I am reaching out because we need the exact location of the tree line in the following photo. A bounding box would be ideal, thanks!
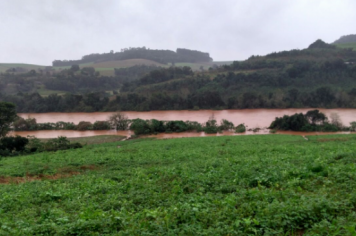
[53,47,212,66]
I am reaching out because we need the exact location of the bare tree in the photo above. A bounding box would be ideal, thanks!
[108,112,130,130]
[330,113,343,129]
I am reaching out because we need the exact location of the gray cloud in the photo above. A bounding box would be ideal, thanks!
[0,0,355,65]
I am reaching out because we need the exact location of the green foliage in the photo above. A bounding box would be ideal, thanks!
[93,121,111,130]
[269,110,340,132]
[77,121,93,131]
[350,122,356,131]
[53,47,212,66]
[0,102,17,137]
[0,136,29,156]
[235,123,246,133]
[219,119,234,130]
[1,135,356,234]
[308,39,336,49]
[31,136,82,153]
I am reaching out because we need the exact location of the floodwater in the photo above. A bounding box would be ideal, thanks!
[11,109,356,139]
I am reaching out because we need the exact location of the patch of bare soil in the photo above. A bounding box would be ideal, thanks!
[317,137,349,142]
[0,164,99,184]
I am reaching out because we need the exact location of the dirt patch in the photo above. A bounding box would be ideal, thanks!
[0,172,80,185]
[79,165,97,170]
[317,137,349,142]
[0,164,99,185]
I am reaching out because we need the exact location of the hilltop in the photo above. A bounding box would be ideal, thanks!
[333,34,356,44]
[332,34,356,50]
[52,47,213,67]
[1,39,356,112]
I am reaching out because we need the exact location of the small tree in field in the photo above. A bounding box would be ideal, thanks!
[108,112,130,130]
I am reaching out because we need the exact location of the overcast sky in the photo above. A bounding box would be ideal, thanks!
[0,0,355,65]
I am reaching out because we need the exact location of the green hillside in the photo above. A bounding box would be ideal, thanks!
[1,134,356,234]
[335,42,356,50]
[0,63,47,73]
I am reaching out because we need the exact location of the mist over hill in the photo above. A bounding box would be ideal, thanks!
[333,34,356,44]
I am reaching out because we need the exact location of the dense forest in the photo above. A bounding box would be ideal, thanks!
[2,39,356,112]
[52,47,212,66]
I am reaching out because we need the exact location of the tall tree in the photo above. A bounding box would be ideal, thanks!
[0,102,17,137]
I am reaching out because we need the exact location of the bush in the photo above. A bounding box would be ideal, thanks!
[203,116,219,134]
[13,117,38,131]
[235,123,246,133]
[77,121,93,131]
[219,119,234,130]
[186,121,203,132]
[165,121,189,132]
[130,119,151,135]
[0,136,29,156]
[350,122,356,131]
[93,121,111,130]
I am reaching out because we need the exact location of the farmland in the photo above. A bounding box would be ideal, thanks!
[0,63,47,73]
[335,42,356,51]
[1,134,356,235]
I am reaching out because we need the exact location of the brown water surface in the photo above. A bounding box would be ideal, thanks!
[12,109,356,139]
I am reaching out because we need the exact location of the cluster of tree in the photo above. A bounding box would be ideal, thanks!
[333,34,356,44]
[52,48,212,66]
[0,102,82,157]
[129,117,245,135]
[3,40,356,111]
[268,109,353,132]
[0,136,82,157]
[43,66,119,92]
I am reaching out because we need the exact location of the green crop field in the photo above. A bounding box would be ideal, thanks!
[335,43,356,50]
[1,134,356,235]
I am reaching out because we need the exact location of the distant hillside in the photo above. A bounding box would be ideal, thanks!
[0,63,47,73]
[335,42,356,51]
[333,34,356,44]
[53,47,213,67]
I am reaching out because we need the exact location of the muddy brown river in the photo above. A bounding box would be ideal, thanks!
[10,109,356,139]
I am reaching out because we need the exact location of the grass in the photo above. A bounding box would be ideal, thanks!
[335,42,356,50]
[35,85,67,97]
[1,134,356,234]
[66,135,126,145]
[0,63,47,73]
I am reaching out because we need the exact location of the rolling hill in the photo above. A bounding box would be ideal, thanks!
[334,42,356,50]
[0,63,47,73]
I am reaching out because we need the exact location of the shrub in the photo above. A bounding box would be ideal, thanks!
[93,121,111,130]
[235,123,246,133]
[77,121,93,131]
[130,119,151,135]
[165,121,189,132]
[149,119,165,133]
[13,117,38,131]
[203,117,219,134]
[55,121,77,130]
[219,119,234,130]
[0,136,29,156]
[350,122,356,131]
[186,121,203,132]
